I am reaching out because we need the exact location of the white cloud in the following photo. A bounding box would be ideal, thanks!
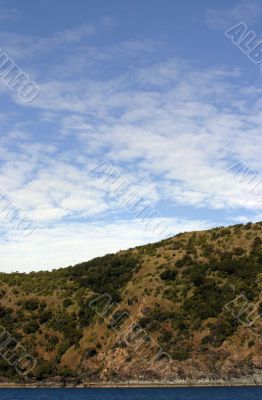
[0,6,20,21]
[1,27,262,271]
[0,217,214,273]
[2,57,262,223]
[205,0,262,30]
[0,22,96,62]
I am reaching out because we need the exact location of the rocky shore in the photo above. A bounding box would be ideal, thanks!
[1,375,262,388]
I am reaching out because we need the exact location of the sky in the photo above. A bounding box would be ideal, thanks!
[0,0,262,272]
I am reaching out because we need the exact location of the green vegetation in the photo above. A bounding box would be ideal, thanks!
[0,221,261,383]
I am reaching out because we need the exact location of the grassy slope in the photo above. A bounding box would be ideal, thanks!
[0,221,262,383]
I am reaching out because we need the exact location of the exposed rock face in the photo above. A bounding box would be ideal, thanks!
[0,221,262,384]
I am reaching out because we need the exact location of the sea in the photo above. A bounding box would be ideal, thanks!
[0,387,261,400]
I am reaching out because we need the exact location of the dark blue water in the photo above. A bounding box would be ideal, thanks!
[0,387,261,400]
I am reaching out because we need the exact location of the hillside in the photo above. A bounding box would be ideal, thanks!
[0,221,262,386]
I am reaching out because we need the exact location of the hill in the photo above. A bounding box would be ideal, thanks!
[0,221,262,386]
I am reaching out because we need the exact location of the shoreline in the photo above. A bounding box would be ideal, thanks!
[1,381,262,389]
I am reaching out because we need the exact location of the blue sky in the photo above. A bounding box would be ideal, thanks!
[0,0,262,272]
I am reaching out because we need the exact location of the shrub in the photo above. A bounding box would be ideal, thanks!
[160,269,177,281]
[68,253,139,301]
[63,298,73,308]
[85,348,98,359]
[39,309,52,324]
[234,247,244,256]
[24,320,40,334]
[176,255,193,268]
[22,299,39,311]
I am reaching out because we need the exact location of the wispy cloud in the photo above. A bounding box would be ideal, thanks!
[205,0,262,30]
[0,22,97,61]
[0,6,20,21]
[0,17,262,271]
[0,217,214,273]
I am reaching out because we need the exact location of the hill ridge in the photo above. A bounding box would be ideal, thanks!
[0,221,262,384]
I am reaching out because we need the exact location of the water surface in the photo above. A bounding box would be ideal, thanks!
[0,387,261,400]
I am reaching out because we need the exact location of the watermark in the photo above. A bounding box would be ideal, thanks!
[225,22,262,73]
[90,161,173,239]
[0,48,39,103]
[224,294,262,339]
[227,161,262,198]
[0,189,38,239]
[89,293,172,373]
[0,325,37,376]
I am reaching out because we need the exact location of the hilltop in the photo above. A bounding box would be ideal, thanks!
[0,221,262,386]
